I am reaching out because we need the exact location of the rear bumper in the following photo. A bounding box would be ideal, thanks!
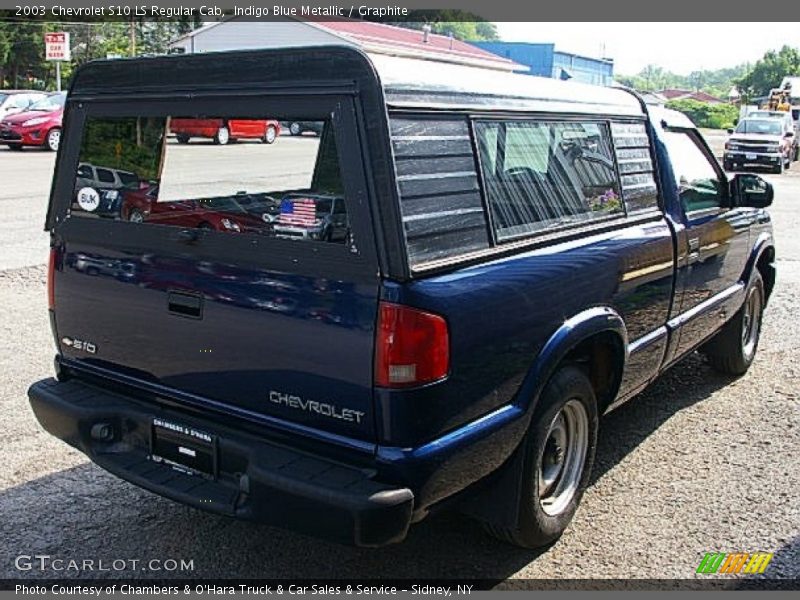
[28,377,414,547]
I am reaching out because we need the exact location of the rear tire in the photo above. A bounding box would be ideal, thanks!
[703,272,764,376]
[483,366,598,548]
[175,134,190,144]
[214,126,230,145]
[7,144,23,151]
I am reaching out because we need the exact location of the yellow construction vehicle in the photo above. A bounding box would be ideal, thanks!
[764,83,792,112]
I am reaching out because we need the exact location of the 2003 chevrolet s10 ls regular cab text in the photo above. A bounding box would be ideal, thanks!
[29,47,776,548]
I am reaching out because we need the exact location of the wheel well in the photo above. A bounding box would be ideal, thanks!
[562,331,625,412]
[756,247,775,303]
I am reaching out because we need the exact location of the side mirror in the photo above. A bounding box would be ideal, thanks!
[785,131,794,138]
[727,128,734,134]
[732,173,773,208]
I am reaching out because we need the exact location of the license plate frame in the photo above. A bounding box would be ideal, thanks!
[150,418,217,479]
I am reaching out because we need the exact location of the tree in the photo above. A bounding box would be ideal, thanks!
[387,11,498,41]
[736,45,800,100]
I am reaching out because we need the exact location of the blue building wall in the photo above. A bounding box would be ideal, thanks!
[471,41,614,86]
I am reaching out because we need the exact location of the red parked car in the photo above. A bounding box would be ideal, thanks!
[122,185,278,234]
[0,92,66,151]
[169,118,281,145]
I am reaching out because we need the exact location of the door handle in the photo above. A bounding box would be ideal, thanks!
[688,237,700,251]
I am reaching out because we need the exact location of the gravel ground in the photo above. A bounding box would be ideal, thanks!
[0,143,797,586]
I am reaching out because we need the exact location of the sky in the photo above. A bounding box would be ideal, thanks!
[494,23,800,75]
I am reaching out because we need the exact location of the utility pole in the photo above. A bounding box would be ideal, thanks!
[129,19,136,57]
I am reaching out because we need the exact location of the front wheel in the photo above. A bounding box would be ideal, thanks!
[703,272,764,376]
[289,122,301,136]
[46,128,61,152]
[773,161,784,175]
[484,366,598,548]
[214,126,230,145]
[128,209,145,223]
[263,124,278,144]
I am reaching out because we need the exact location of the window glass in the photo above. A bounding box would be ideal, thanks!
[70,116,351,246]
[475,120,623,240]
[735,119,782,136]
[96,168,116,184]
[662,131,723,213]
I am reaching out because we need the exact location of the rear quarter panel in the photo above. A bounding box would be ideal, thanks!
[377,217,675,449]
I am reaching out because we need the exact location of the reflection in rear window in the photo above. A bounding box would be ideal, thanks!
[69,116,352,246]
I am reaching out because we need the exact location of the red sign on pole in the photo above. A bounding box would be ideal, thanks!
[45,32,71,61]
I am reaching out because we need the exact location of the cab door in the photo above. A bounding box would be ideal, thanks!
[662,129,755,356]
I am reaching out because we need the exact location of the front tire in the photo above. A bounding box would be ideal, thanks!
[128,209,145,223]
[175,134,190,144]
[214,126,230,145]
[46,128,61,152]
[703,272,764,376]
[289,122,301,136]
[484,366,598,548]
[773,161,784,175]
[263,124,278,144]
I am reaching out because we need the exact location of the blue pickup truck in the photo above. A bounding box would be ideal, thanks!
[29,47,775,548]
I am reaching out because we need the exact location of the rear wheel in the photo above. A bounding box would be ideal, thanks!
[175,134,190,144]
[46,128,61,152]
[703,272,764,376]
[7,144,23,151]
[214,126,230,145]
[263,124,278,144]
[484,366,598,548]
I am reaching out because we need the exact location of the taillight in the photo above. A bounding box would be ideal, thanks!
[375,302,449,388]
[47,248,57,310]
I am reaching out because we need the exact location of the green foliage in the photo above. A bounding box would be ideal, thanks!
[387,12,498,41]
[618,63,749,99]
[736,45,800,100]
[80,118,165,181]
[0,12,202,90]
[665,99,739,130]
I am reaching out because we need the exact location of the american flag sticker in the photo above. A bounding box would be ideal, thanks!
[279,198,317,227]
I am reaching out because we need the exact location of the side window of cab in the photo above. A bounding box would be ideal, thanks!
[661,130,725,214]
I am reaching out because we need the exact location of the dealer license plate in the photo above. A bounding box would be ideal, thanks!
[151,418,216,478]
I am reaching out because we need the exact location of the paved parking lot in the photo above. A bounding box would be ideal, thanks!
[0,137,798,583]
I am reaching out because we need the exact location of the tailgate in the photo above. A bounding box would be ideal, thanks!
[50,96,381,444]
